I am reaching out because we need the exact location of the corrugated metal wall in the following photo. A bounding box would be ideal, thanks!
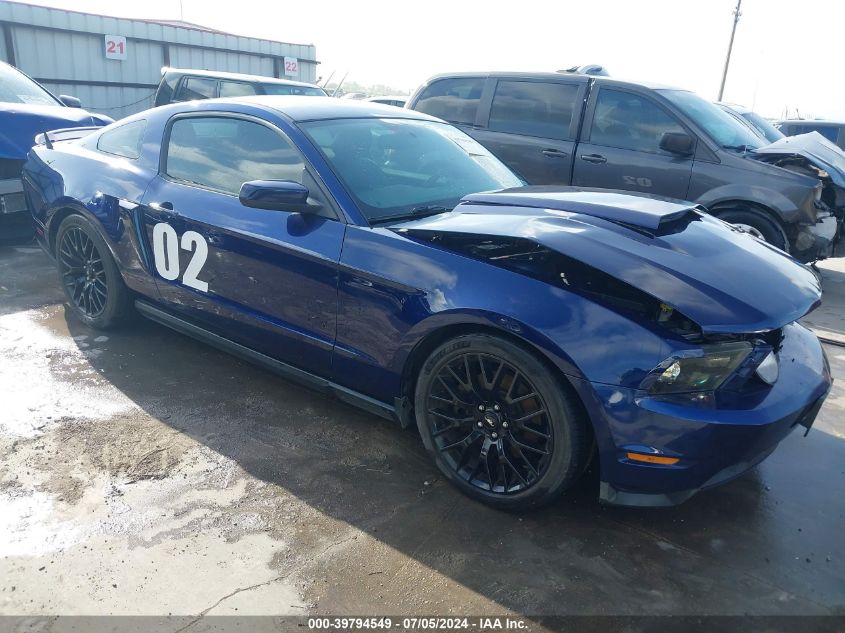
[0,1,319,120]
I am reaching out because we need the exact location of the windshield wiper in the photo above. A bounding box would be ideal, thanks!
[370,205,452,225]
[723,144,757,152]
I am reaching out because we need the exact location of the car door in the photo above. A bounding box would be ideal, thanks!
[471,78,585,184]
[140,113,345,377]
[572,86,694,199]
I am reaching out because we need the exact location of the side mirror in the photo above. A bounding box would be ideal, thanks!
[659,131,695,156]
[59,95,82,108]
[239,180,322,213]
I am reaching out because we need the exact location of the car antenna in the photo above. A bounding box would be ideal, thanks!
[43,130,53,150]
[332,72,348,97]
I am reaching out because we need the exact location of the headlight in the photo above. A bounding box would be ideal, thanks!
[640,341,752,394]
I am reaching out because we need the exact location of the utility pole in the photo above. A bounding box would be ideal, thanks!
[717,0,743,101]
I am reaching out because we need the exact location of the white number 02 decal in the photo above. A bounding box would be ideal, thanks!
[151,223,209,292]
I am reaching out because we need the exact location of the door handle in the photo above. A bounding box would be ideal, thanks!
[541,148,568,159]
[580,154,607,164]
[150,201,174,211]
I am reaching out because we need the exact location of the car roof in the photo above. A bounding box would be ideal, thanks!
[419,71,679,91]
[163,67,319,89]
[778,119,845,126]
[718,102,751,114]
[231,95,438,122]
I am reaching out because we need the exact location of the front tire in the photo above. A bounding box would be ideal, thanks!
[717,209,788,251]
[414,334,591,510]
[55,214,130,329]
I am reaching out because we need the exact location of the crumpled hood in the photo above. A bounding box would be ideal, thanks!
[395,188,821,334]
[0,103,111,160]
[753,131,845,188]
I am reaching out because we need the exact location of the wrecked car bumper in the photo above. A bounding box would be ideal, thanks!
[794,212,841,260]
[570,322,832,507]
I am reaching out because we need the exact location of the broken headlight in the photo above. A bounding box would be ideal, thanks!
[640,341,752,394]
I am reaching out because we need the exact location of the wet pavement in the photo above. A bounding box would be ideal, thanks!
[0,245,844,628]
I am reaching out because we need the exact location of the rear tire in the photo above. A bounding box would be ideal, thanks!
[717,209,787,251]
[414,333,591,510]
[55,214,130,329]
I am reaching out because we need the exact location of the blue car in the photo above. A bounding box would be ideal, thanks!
[0,61,112,242]
[22,97,832,509]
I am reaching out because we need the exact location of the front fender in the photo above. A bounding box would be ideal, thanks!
[693,182,815,225]
[395,308,587,383]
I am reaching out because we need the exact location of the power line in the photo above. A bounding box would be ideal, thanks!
[85,91,156,111]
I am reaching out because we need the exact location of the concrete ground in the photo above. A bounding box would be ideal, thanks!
[0,245,844,629]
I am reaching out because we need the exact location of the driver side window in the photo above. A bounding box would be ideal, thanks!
[589,89,685,154]
[165,117,309,196]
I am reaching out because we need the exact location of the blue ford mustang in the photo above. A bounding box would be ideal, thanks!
[22,97,832,509]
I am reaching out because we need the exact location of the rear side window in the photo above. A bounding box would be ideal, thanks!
[589,89,686,153]
[96,120,146,159]
[175,77,217,101]
[155,72,180,105]
[219,81,257,98]
[489,81,579,140]
[165,116,306,195]
[414,77,484,125]
[261,83,326,96]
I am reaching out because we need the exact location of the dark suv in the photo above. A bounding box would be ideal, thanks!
[154,68,327,107]
[408,72,842,261]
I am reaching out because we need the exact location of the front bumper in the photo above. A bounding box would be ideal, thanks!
[794,211,841,261]
[571,322,832,507]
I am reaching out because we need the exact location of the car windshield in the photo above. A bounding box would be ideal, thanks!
[0,63,60,106]
[661,89,763,150]
[261,83,327,96]
[741,111,785,143]
[300,118,523,222]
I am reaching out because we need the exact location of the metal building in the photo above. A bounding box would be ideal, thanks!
[0,1,319,119]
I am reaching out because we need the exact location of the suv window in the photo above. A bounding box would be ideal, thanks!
[489,81,578,140]
[96,120,146,159]
[175,77,217,101]
[590,88,685,153]
[261,83,326,96]
[219,81,257,98]
[165,117,306,195]
[414,77,484,125]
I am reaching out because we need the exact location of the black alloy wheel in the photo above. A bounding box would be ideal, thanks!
[58,226,108,317]
[415,334,590,510]
[428,353,553,493]
[55,214,130,329]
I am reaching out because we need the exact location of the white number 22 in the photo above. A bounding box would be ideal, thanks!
[151,222,209,292]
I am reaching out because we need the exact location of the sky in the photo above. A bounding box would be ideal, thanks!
[12,0,845,119]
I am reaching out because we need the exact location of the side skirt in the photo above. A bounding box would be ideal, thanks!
[135,300,397,422]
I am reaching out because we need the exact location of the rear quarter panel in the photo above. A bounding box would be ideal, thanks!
[23,141,158,297]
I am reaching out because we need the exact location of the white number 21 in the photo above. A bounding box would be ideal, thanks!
[151,223,209,292]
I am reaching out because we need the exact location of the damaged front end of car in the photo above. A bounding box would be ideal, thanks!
[751,132,845,260]
[393,187,832,505]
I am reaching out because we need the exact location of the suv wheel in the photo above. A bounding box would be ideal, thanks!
[414,334,591,510]
[717,209,788,251]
